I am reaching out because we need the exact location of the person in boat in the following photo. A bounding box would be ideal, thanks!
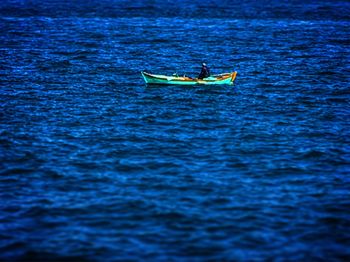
[198,63,210,79]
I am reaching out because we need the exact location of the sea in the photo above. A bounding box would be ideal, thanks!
[1,0,350,261]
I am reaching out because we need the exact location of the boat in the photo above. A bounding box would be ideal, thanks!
[141,71,237,85]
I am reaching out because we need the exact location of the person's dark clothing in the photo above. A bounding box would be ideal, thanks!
[198,66,210,79]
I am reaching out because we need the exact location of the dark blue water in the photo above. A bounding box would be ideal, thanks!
[1,0,350,260]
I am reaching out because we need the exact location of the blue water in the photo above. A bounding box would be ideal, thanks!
[1,0,350,260]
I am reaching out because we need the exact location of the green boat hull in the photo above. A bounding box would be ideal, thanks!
[141,71,237,85]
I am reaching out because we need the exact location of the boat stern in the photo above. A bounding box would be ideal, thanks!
[230,71,237,85]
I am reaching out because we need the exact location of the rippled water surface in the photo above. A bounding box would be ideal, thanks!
[1,0,350,260]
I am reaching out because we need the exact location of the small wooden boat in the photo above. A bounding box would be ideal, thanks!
[141,71,237,85]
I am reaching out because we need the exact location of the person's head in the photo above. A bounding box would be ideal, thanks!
[202,63,206,67]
